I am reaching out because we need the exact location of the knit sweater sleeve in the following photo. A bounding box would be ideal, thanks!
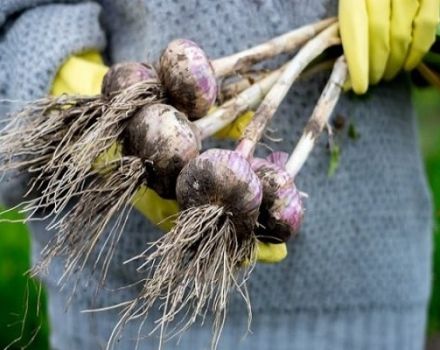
[0,1,106,207]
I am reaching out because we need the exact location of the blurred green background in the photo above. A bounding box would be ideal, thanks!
[0,86,439,349]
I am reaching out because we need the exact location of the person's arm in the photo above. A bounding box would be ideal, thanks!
[0,1,106,207]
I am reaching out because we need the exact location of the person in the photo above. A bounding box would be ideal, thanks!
[0,0,437,348]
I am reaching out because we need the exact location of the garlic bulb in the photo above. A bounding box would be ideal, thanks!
[177,149,262,238]
[123,103,200,198]
[102,62,159,97]
[159,39,217,120]
[252,152,303,243]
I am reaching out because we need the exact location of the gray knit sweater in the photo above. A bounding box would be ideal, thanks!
[0,1,433,349]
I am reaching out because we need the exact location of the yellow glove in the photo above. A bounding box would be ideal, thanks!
[51,51,287,264]
[51,51,108,96]
[339,0,440,94]
[214,110,254,140]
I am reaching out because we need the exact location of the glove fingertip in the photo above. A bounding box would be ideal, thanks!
[256,242,288,264]
[383,67,399,81]
[404,55,420,71]
[351,77,369,94]
[368,73,382,86]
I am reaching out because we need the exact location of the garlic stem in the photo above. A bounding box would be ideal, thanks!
[285,56,348,178]
[194,66,285,139]
[212,17,337,77]
[202,58,337,149]
[219,69,272,101]
[237,23,341,159]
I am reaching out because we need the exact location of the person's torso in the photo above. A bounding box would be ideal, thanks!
[34,0,432,321]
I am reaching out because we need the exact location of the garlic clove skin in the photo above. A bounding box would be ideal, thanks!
[176,149,262,240]
[159,39,217,120]
[123,103,200,199]
[251,157,304,243]
[266,151,289,168]
[102,62,159,98]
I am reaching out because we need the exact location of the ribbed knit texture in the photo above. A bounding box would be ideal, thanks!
[0,1,433,349]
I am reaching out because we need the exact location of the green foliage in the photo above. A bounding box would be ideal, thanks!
[426,155,440,333]
[327,143,341,177]
[413,87,440,334]
[327,118,360,177]
[0,209,49,350]
[347,122,361,140]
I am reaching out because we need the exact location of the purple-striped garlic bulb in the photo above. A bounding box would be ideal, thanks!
[159,39,218,120]
[177,149,262,239]
[102,62,159,97]
[123,103,201,199]
[119,149,263,345]
[251,152,304,243]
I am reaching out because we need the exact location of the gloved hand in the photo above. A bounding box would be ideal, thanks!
[51,51,108,96]
[339,0,440,94]
[51,51,287,264]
